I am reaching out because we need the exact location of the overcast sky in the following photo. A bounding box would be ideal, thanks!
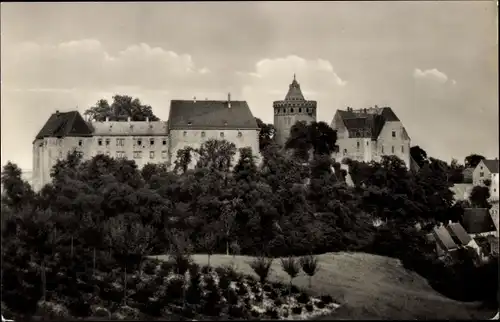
[1,1,498,170]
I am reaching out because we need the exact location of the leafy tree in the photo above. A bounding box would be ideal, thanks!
[1,162,35,211]
[84,95,160,121]
[469,186,491,209]
[174,147,193,174]
[249,256,273,284]
[141,163,168,183]
[410,145,428,168]
[464,154,485,169]
[280,257,301,314]
[233,147,259,182]
[255,117,275,151]
[195,139,237,173]
[285,121,312,162]
[199,227,219,267]
[308,121,338,156]
[449,158,465,184]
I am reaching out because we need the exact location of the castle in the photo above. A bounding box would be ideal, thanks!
[31,76,411,191]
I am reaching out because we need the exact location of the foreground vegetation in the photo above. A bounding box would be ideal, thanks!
[1,111,498,319]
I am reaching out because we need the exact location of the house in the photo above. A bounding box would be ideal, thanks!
[330,106,411,168]
[472,159,499,186]
[462,167,474,184]
[426,225,462,259]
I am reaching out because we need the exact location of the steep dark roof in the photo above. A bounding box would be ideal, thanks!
[481,159,499,174]
[462,208,496,234]
[432,226,459,251]
[446,223,472,245]
[35,111,93,141]
[168,99,258,130]
[284,75,305,101]
[336,107,398,140]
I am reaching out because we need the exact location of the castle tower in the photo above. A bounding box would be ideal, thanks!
[273,75,317,146]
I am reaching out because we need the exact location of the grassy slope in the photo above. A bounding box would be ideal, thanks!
[152,252,495,320]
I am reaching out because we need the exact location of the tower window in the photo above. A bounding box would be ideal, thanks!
[357,141,360,149]
[290,108,294,113]
[137,139,142,146]
[299,108,302,113]
[343,149,347,155]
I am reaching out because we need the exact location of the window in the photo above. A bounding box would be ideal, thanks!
[220,132,224,138]
[183,131,187,137]
[201,131,206,137]
[357,141,360,149]
[480,172,484,177]
[343,149,347,155]
[237,131,242,138]
[367,141,369,146]
[401,146,404,153]
[150,139,155,146]
[116,151,125,158]
[290,108,294,113]
[381,145,384,153]
[106,151,111,157]
[105,139,110,146]
[98,139,103,146]
[480,166,483,170]
[116,138,125,146]
[133,151,142,159]
[187,122,192,126]
[299,108,302,113]
[307,108,310,113]
[391,146,395,153]
[392,131,396,138]
[136,139,143,146]
[161,151,168,159]
[59,151,63,158]
[149,151,155,159]
[162,139,167,145]
[78,140,83,146]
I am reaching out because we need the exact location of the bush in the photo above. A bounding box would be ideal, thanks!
[319,294,333,304]
[265,307,280,319]
[165,276,185,303]
[297,292,310,304]
[35,301,72,320]
[316,300,325,309]
[169,252,191,275]
[292,306,303,315]
[228,304,246,319]
[305,303,314,312]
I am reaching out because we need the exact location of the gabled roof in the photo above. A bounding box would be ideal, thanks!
[446,222,472,245]
[168,99,258,130]
[35,111,93,141]
[462,208,496,234]
[335,106,400,140]
[480,159,499,174]
[432,225,459,251]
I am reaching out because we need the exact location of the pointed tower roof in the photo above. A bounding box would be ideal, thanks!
[284,74,305,101]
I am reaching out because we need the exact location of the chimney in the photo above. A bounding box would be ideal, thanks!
[227,92,231,108]
[193,96,196,103]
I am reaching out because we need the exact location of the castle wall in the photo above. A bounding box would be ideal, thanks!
[273,102,317,146]
[169,128,261,170]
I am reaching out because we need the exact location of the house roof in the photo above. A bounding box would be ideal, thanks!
[432,225,459,251]
[481,159,499,174]
[462,208,496,234]
[446,222,472,245]
[168,99,258,130]
[35,111,93,141]
[335,106,400,140]
[410,155,421,172]
[91,121,168,136]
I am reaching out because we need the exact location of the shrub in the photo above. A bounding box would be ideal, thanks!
[265,307,280,319]
[299,255,320,289]
[249,256,273,284]
[316,300,325,309]
[319,294,333,304]
[165,276,185,303]
[274,297,285,307]
[186,264,202,305]
[292,306,303,315]
[169,252,191,275]
[201,265,211,275]
[305,303,314,312]
[228,304,246,319]
[35,301,71,320]
[297,292,310,304]
[142,260,157,275]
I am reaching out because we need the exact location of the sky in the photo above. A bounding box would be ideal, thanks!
[1,1,498,170]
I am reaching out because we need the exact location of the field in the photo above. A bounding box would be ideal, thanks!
[153,252,496,320]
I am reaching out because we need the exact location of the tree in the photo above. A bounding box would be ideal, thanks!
[464,154,485,169]
[1,162,34,211]
[199,228,219,267]
[84,95,160,121]
[449,158,465,184]
[285,121,312,162]
[299,255,320,289]
[195,139,237,173]
[141,163,168,183]
[280,257,301,314]
[410,146,428,168]
[233,147,259,182]
[174,147,193,174]
[255,117,275,151]
[469,186,491,208]
[249,257,273,284]
[308,121,338,156]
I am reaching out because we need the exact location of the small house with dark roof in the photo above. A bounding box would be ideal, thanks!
[473,159,499,186]
[273,75,317,146]
[168,94,260,169]
[330,105,411,168]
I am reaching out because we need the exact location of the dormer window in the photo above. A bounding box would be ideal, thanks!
[187,122,192,126]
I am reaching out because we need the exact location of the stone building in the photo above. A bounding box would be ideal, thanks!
[31,95,259,191]
[330,106,411,168]
[273,75,317,146]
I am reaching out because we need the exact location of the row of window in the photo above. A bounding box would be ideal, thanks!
[182,131,243,138]
[96,150,169,160]
[275,107,314,115]
[96,138,168,147]
[347,144,405,154]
